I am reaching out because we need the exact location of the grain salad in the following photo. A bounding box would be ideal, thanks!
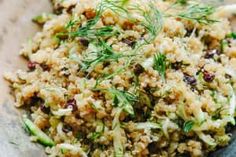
[4,0,236,156]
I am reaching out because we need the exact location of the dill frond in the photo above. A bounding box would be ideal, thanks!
[69,0,128,39]
[81,52,123,71]
[65,16,80,30]
[101,0,130,18]
[94,55,135,87]
[130,2,163,43]
[153,53,167,80]
[177,4,217,24]
[80,40,131,71]
[144,4,163,40]
[72,25,117,39]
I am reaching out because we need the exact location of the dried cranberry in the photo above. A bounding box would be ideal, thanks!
[40,64,50,71]
[103,61,110,67]
[122,38,136,47]
[134,64,144,76]
[143,86,151,92]
[79,38,89,47]
[30,96,43,105]
[204,49,220,59]
[62,124,73,133]
[148,142,159,154]
[27,61,37,71]
[185,29,193,37]
[183,74,197,86]
[40,104,50,114]
[66,99,77,112]
[66,4,76,14]
[171,62,182,70]
[203,71,215,82]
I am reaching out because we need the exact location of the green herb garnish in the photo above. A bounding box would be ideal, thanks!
[153,53,167,80]
[177,4,217,24]
[80,39,130,71]
[65,16,80,30]
[183,120,194,132]
[227,32,236,39]
[69,0,129,39]
[72,25,116,39]
[101,0,130,18]
[88,132,102,141]
[132,3,163,41]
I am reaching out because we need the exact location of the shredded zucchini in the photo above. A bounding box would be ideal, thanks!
[23,115,55,147]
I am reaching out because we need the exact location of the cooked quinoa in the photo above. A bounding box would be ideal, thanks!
[4,0,236,156]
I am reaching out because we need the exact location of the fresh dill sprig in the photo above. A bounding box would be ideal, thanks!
[67,2,105,39]
[177,4,217,24]
[102,0,130,17]
[81,51,123,71]
[108,88,137,115]
[71,25,117,39]
[65,16,80,30]
[144,3,163,40]
[80,39,132,71]
[132,3,163,42]
[69,8,117,39]
[96,66,125,84]
[94,55,135,87]
[153,53,167,80]
[69,0,129,39]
